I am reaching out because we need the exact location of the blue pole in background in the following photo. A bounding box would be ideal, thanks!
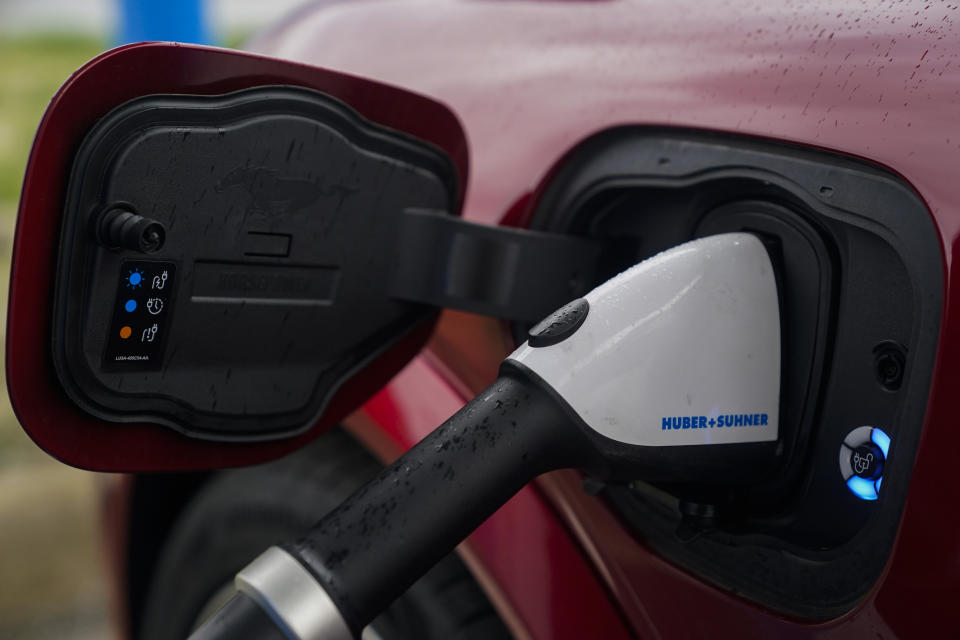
[118,0,212,45]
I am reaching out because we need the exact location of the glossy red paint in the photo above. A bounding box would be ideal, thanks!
[254,0,960,636]
[6,42,468,472]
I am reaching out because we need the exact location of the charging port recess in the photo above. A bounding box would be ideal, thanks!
[529,128,942,619]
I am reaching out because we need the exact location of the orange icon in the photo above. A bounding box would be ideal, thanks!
[120,326,132,339]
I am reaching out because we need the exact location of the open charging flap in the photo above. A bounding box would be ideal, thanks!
[6,44,471,471]
[8,43,603,472]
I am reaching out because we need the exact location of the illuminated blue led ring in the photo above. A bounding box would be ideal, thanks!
[838,426,890,501]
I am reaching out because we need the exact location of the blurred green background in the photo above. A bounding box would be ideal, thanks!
[0,35,112,640]
[0,2,302,635]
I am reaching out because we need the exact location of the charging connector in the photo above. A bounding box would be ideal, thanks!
[190,232,782,639]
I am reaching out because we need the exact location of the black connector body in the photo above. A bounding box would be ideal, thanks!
[282,363,598,636]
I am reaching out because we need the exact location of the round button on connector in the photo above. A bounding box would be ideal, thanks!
[838,426,890,501]
[527,298,589,348]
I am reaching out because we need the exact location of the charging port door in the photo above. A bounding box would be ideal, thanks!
[9,44,604,470]
[7,46,471,470]
[52,85,461,443]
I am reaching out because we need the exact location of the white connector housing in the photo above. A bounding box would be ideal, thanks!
[509,233,781,447]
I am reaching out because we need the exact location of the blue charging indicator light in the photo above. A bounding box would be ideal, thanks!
[842,427,890,501]
[871,428,891,458]
[847,475,879,501]
[124,299,137,312]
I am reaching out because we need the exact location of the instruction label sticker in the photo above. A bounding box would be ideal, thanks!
[103,260,176,370]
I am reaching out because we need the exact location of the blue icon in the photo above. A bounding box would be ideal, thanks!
[840,426,890,501]
[124,299,137,312]
[846,475,879,501]
[871,428,891,458]
[125,269,144,289]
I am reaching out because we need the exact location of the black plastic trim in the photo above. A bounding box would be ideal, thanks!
[53,86,459,441]
[391,209,602,322]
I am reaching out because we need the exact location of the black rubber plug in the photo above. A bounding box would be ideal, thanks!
[95,207,166,254]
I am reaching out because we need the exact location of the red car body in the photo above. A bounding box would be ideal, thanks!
[43,0,960,637]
